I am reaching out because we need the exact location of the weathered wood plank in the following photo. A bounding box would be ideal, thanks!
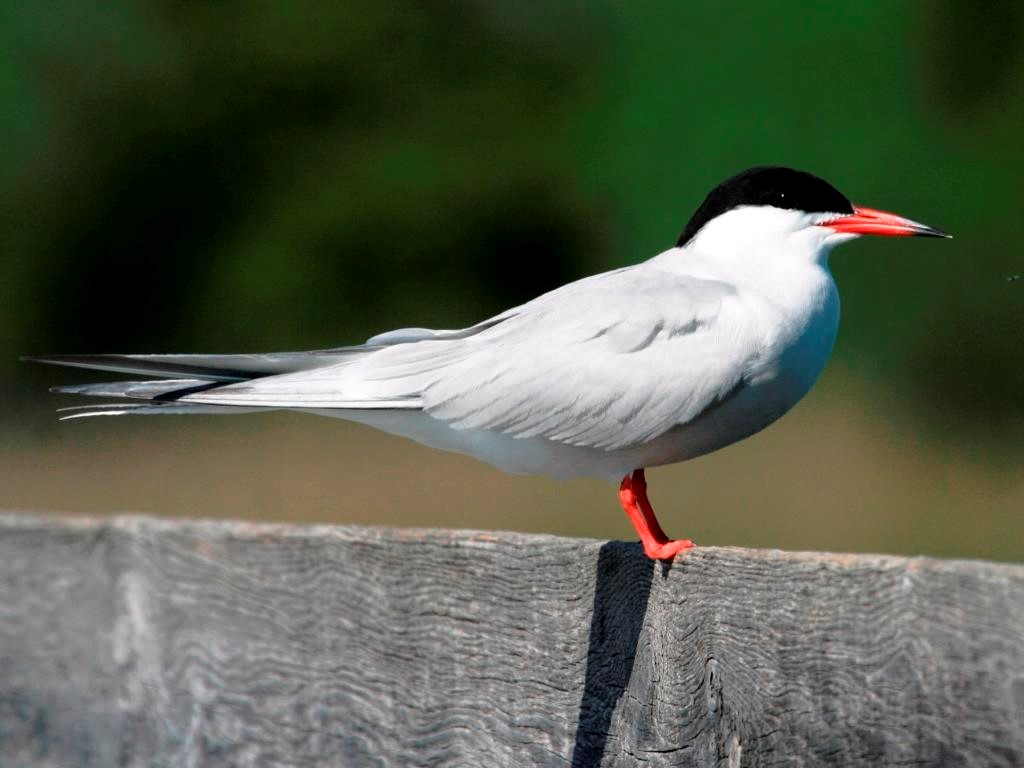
[0,512,1021,767]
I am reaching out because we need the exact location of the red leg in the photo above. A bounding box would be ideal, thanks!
[618,468,694,561]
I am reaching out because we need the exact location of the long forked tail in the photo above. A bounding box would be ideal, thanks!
[24,349,370,420]
[49,379,246,420]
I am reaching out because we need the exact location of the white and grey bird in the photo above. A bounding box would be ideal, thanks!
[28,166,949,559]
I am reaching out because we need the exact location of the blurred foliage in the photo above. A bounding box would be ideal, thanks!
[1,0,603,358]
[1,0,1022,442]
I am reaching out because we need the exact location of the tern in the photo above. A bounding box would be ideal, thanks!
[28,166,949,560]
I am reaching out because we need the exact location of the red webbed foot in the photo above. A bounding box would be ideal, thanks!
[642,537,695,561]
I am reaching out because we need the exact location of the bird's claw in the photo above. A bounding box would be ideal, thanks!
[643,538,695,561]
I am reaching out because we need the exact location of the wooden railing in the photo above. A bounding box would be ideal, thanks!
[1,513,1022,767]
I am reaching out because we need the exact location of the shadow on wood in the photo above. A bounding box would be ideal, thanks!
[571,542,652,767]
[1,512,1023,767]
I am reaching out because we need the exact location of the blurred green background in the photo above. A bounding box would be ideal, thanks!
[2,1,1021,561]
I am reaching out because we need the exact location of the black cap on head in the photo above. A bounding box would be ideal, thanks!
[676,166,854,247]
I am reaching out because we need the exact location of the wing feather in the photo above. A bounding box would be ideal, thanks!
[414,268,748,449]
[24,349,373,381]
[183,266,753,450]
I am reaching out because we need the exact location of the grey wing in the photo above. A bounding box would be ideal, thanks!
[421,270,751,450]
[182,268,752,451]
[174,316,516,409]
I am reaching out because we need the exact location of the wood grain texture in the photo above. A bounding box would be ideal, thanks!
[0,513,1022,767]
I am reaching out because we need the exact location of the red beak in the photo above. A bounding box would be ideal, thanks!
[826,206,950,239]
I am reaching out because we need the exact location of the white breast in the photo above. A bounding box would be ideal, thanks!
[630,215,844,468]
[662,265,840,463]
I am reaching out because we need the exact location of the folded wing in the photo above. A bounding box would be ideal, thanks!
[181,267,753,450]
